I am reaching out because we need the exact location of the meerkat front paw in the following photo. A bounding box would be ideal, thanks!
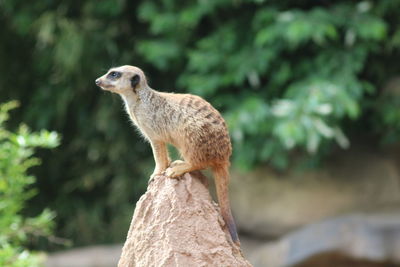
[150,170,162,178]
[149,168,166,184]
[148,173,159,185]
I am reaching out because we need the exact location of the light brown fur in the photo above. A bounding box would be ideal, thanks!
[95,65,239,244]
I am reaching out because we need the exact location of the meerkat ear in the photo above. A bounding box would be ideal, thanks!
[131,74,140,90]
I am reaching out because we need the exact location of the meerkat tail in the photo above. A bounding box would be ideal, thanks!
[212,165,239,244]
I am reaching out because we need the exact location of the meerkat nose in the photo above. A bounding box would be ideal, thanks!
[95,79,101,86]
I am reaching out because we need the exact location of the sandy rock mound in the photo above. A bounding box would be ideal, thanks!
[118,172,251,267]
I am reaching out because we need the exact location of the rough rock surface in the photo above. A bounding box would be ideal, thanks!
[230,146,400,237]
[118,172,251,267]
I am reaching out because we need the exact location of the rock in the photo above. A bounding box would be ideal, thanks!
[247,213,400,267]
[230,146,400,237]
[118,172,252,267]
[293,251,400,267]
[45,244,122,267]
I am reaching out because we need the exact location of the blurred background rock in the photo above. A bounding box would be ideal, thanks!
[1,0,400,266]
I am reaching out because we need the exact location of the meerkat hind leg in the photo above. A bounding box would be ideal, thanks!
[165,161,198,178]
[169,159,184,167]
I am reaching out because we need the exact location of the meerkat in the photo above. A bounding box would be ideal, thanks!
[95,65,239,244]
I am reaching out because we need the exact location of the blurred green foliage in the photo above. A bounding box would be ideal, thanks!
[136,0,400,169]
[0,0,400,246]
[0,101,59,266]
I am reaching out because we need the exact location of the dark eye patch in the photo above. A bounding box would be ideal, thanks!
[107,71,122,79]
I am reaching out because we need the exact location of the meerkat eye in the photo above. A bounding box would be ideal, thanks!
[108,71,121,79]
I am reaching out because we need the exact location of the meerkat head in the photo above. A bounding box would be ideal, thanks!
[95,65,148,94]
